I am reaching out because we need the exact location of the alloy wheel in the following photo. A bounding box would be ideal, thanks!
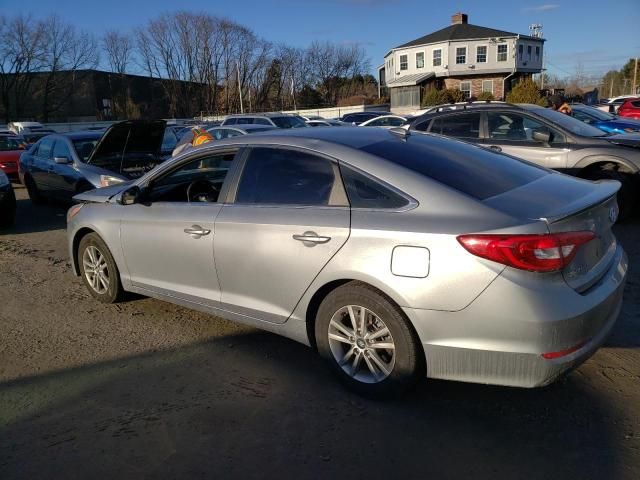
[327,305,396,384]
[82,245,110,295]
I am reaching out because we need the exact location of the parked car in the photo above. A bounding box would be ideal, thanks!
[617,98,640,120]
[407,102,640,219]
[68,127,627,397]
[207,125,276,140]
[22,132,55,145]
[0,134,26,182]
[359,115,408,128]
[20,120,167,204]
[221,113,308,129]
[0,170,16,227]
[595,95,638,114]
[8,121,48,134]
[570,104,640,134]
[306,119,348,127]
[161,128,179,158]
[340,111,389,125]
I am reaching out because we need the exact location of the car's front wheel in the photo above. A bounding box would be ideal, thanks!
[78,233,123,303]
[315,282,423,397]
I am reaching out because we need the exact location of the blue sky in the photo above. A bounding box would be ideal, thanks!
[2,0,639,79]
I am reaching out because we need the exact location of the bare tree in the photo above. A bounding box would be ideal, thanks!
[103,30,133,74]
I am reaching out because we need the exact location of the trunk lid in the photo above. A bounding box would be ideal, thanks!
[86,120,166,179]
[483,172,620,292]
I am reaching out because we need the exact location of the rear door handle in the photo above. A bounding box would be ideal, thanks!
[293,231,331,245]
[184,225,211,237]
[488,145,502,152]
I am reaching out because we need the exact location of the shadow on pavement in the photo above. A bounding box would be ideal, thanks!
[0,331,624,479]
[2,196,67,235]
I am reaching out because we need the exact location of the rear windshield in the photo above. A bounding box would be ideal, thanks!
[361,133,547,200]
[271,116,308,129]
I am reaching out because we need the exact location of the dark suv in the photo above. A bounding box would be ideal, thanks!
[407,103,640,219]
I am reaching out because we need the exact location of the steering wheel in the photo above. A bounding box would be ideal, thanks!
[186,179,219,203]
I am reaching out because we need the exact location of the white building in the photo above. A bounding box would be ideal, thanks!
[379,13,545,112]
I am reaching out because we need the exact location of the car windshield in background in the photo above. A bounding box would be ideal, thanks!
[531,108,608,137]
[72,139,99,161]
[576,107,616,121]
[361,133,547,200]
[0,137,22,151]
[271,116,307,129]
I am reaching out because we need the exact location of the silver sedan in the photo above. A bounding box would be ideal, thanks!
[67,127,627,397]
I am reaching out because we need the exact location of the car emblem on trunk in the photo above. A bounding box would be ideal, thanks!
[609,206,618,224]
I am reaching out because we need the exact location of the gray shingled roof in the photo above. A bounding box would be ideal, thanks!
[396,23,540,49]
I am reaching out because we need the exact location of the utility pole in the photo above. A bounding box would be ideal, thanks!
[633,57,638,95]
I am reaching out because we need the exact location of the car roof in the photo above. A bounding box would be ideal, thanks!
[225,112,298,118]
[217,124,275,131]
[62,131,103,140]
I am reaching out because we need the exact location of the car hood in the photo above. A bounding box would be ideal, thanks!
[605,133,640,148]
[86,120,167,177]
[73,182,132,203]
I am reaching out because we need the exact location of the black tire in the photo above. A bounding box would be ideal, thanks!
[24,175,45,205]
[584,167,636,222]
[0,187,16,227]
[315,281,424,398]
[78,233,123,303]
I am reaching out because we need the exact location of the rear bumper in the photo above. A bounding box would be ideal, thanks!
[404,245,628,388]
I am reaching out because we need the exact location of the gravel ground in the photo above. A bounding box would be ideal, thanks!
[1,186,639,479]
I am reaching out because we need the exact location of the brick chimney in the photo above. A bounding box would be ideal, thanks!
[451,12,468,25]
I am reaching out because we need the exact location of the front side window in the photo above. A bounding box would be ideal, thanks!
[482,80,493,94]
[487,112,566,144]
[399,55,408,71]
[460,81,471,99]
[497,44,508,62]
[456,47,466,64]
[236,148,336,206]
[150,151,237,203]
[340,166,409,209]
[430,112,481,140]
[72,138,98,161]
[433,49,442,66]
[416,52,425,69]
[476,46,487,63]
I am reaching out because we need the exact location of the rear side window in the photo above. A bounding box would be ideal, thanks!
[236,147,336,205]
[361,134,547,200]
[36,138,55,159]
[631,101,640,108]
[225,118,237,125]
[340,166,409,209]
[430,112,481,139]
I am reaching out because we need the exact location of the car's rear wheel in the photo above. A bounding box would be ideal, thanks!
[78,233,123,303]
[24,175,45,205]
[315,282,423,397]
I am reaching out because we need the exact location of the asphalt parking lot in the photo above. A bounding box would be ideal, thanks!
[1,185,639,479]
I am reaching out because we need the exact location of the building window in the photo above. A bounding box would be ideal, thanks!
[518,44,523,59]
[456,47,466,64]
[476,46,487,63]
[497,44,508,62]
[433,49,442,66]
[482,80,493,94]
[400,54,408,71]
[535,46,540,60]
[527,45,532,59]
[390,86,421,108]
[460,81,471,99]
[416,52,424,69]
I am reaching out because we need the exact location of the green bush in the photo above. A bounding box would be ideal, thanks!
[506,79,547,106]
[445,88,466,103]
[477,91,495,101]
[421,87,466,107]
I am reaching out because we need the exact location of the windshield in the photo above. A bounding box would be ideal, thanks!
[531,108,608,137]
[0,136,23,151]
[72,138,99,161]
[575,107,616,121]
[271,116,308,129]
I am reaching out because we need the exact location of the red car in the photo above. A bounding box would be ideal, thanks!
[0,134,25,183]
[618,98,640,120]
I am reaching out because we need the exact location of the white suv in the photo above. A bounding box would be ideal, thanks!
[221,113,308,129]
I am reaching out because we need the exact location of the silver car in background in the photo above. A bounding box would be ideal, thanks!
[67,127,627,397]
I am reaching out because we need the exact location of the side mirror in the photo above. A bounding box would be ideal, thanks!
[532,130,551,144]
[119,185,143,205]
[54,156,71,164]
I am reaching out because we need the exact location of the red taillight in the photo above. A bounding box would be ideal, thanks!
[457,231,595,272]
[542,340,588,359]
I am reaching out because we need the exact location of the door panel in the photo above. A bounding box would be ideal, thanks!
[31,138,55,192]
[214,205,350,323]
[120,202,222,304]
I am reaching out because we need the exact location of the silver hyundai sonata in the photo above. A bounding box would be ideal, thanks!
[67,127,627,396]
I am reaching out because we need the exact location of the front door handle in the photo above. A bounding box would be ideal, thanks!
[184,225,211,237]
[293,231,331,245]
[488,145,502,152]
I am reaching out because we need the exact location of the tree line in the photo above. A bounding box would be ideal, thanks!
[0,12,378,121]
